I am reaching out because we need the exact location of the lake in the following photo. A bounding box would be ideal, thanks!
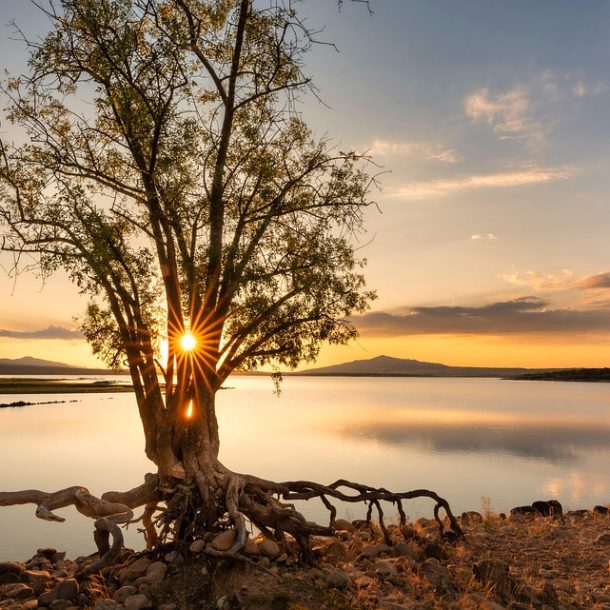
[1,375,609,561]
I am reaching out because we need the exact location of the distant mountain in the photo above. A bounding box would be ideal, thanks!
[297,355,557,378]
[0,356,76,369]
[0,356,127,376]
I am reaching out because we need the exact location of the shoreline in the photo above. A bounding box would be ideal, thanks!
[1,505,609,610]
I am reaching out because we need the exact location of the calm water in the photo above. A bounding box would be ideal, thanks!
[1,376,609,561]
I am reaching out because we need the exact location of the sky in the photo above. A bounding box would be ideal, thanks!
[2,0,610,368]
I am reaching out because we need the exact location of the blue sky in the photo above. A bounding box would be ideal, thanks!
[2,0,610,367]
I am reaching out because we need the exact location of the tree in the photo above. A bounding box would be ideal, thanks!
[0,0,460,569]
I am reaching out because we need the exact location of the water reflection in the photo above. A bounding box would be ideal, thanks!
[331,418,610,462]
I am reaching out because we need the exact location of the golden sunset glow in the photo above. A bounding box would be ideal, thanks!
[179,331,197,352]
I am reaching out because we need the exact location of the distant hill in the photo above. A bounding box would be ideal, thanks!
[511,368,610,382]
[0,356,127,376]
[297,355,558,378]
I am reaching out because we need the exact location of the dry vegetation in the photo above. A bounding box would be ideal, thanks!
[2,504,610,610]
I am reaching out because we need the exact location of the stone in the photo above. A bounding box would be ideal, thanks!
[259,538,281,559]
[0,562,26,576]
[325,568,352,590]
[118,558,152,582]
[418,558,453,594]
[244,539,259,555]
[532,500,563,518]
[159,605,178,610]
[1,583,34,599]
[93,600,123,610]
[114,585,138,603]
[374,560,397,578]
[460,511,484,526]
[189,539,206,553]
[36,548,58,557]
[393,543,419,561]
[510,506,537,518]
[49,600,73,610]
[595,533,610,545]
[211,530,237,551]
[334,519,355,532]
[323,540,346,561]
[420,540,445,560]
[360,543,392,558]
[354,575,374,589]
[21,569,52,594]
[594,505,610,515]
[124,593,153,610]
[146,561,167,576]
[54,578,79,602]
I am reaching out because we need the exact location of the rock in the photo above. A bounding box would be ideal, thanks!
[259,538,281,559]
[360,543,392,558]
[54,578,79,602]
[93,600,123,610]
[595,533,610,545]
[36,547,58,557]
[159,605,178,610]
[244,539,259,555]
[211,530,237,551]
[374,560,398,578]
[49,600,74,610]
[510,505,538,519]
[354,575,374,589]
[1,583,34,599]
[146,561,167,576]
[189,539,206,553]
[594,505,610,516]
[21,569,52,594]
[460,511,484,526]
[118,558,152,582]
[323,540,346,561]
[0,562,26,576]
[114,585,138,603]
[422,541,446,560]
[532,500,563,517]
[325,568,352,590]
[334,519,355,532]
[478,601,508,610]
[124,593,153,610]
[418,558,453,594]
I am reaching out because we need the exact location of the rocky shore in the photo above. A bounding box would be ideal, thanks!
[1,503,609,610]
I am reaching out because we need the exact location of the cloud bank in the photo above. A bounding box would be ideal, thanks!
[355,297,610,337]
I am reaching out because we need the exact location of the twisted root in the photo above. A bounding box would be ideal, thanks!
[0,469,462,569]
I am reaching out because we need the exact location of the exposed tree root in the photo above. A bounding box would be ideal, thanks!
[0,468,463,571]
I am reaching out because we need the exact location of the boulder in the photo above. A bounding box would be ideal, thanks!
[334,519,355,532]
[211,530,237,551]
[593,505,609,516]
[93,601,123,610]
[21,569,52,594]
[189,539,206,553]
[259,538,281,559]
[124,593,153,610]
[54,578,79,602]
[460,511,483,526]
[360,543,392,558]
[1,583,34,600]
[49,600,73,610]
[114,585,138,603]
[418,558,453,594]
[325,568,352,590]
[0,562,26,576]
[532,499,563,517]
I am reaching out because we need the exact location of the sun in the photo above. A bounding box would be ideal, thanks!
[179,330,197,352]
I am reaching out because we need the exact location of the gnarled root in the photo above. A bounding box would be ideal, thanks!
[0,469,462,568]
[0,474,161,574]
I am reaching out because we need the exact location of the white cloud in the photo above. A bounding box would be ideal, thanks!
[501,269,574,291]
[389,166,574,200]
[369,139,458,163]
[465,87,544,143]
[471,233,498,241]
